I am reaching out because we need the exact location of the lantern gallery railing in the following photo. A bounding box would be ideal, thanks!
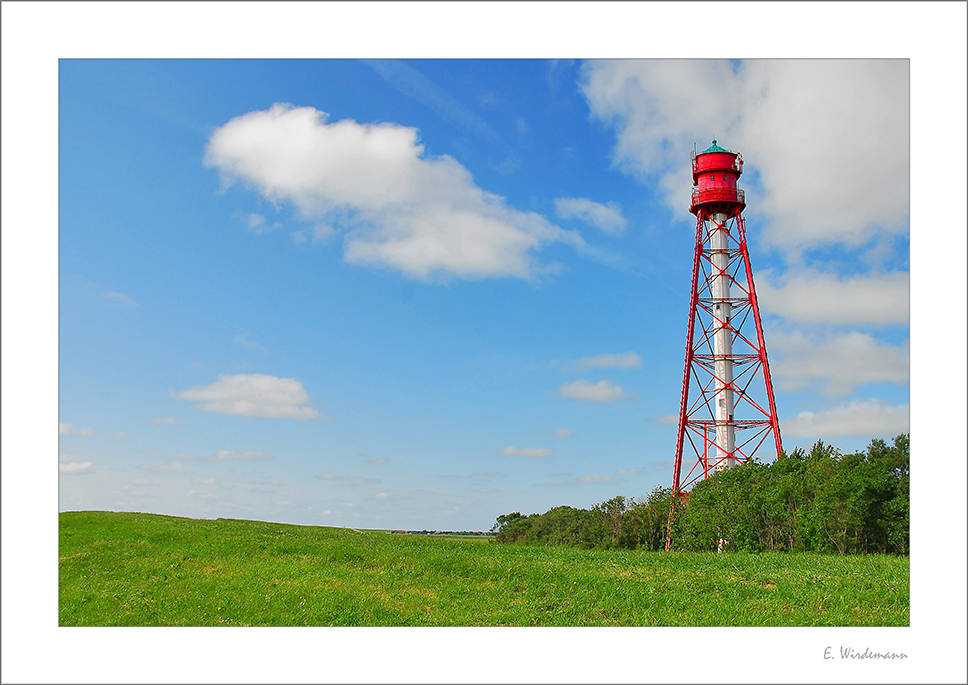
[690,186,745,208]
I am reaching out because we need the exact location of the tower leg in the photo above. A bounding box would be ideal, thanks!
[667,213,705,552]
[737,215,783,458]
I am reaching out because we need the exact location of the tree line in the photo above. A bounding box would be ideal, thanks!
[491,434,909,555]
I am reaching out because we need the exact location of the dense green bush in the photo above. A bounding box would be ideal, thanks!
[492,487,675,551]
[492,435,909,555]
[491,505,606,548]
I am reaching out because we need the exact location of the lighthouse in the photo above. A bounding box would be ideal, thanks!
[666,140,782,550]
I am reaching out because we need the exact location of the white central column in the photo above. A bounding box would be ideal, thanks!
[709,212,735,471]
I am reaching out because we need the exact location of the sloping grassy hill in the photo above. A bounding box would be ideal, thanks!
[59,511,908,626]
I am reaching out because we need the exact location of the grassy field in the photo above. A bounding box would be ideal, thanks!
[59,511,909,626]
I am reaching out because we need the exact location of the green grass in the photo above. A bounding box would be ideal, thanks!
[59,511,909,626]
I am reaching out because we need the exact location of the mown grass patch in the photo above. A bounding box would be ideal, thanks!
[60,511,908,626]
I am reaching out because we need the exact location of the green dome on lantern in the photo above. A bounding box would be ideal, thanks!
[701,138,730,154]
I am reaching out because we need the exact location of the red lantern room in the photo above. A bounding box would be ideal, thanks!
[689,139,745,215]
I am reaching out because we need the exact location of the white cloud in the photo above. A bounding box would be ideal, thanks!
[59,423,93,436]
[757,269,909,326]
[579,59,909,252]
[770,330,909,396]
[140,462,193,473]
[783,399,909,438]
[559,379,636,402]
[103,291,139,306]
[59,455,93,474]
[553,197,627,234]
[145,450,197,462]
[59,461,94,474]
[205,103,581,281]
[375,492,389,500]
[290,223,336,245]
[312,224,335,241]
[235,332,268,353]
[568,352,642,373]
[577,473,612,484]
[213,449,272,462]
[239,212,280,235]
[499,446,552,458]
[316,474,382,484]
[149,416,183,425]
[616,468,639,475]
[550,428,574,439]
[177,373,329,420]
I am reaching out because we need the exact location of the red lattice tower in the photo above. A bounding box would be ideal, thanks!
[665,140,782,551]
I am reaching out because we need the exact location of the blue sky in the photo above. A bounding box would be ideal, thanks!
[56,57,914,531]
[3,3,966,684]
